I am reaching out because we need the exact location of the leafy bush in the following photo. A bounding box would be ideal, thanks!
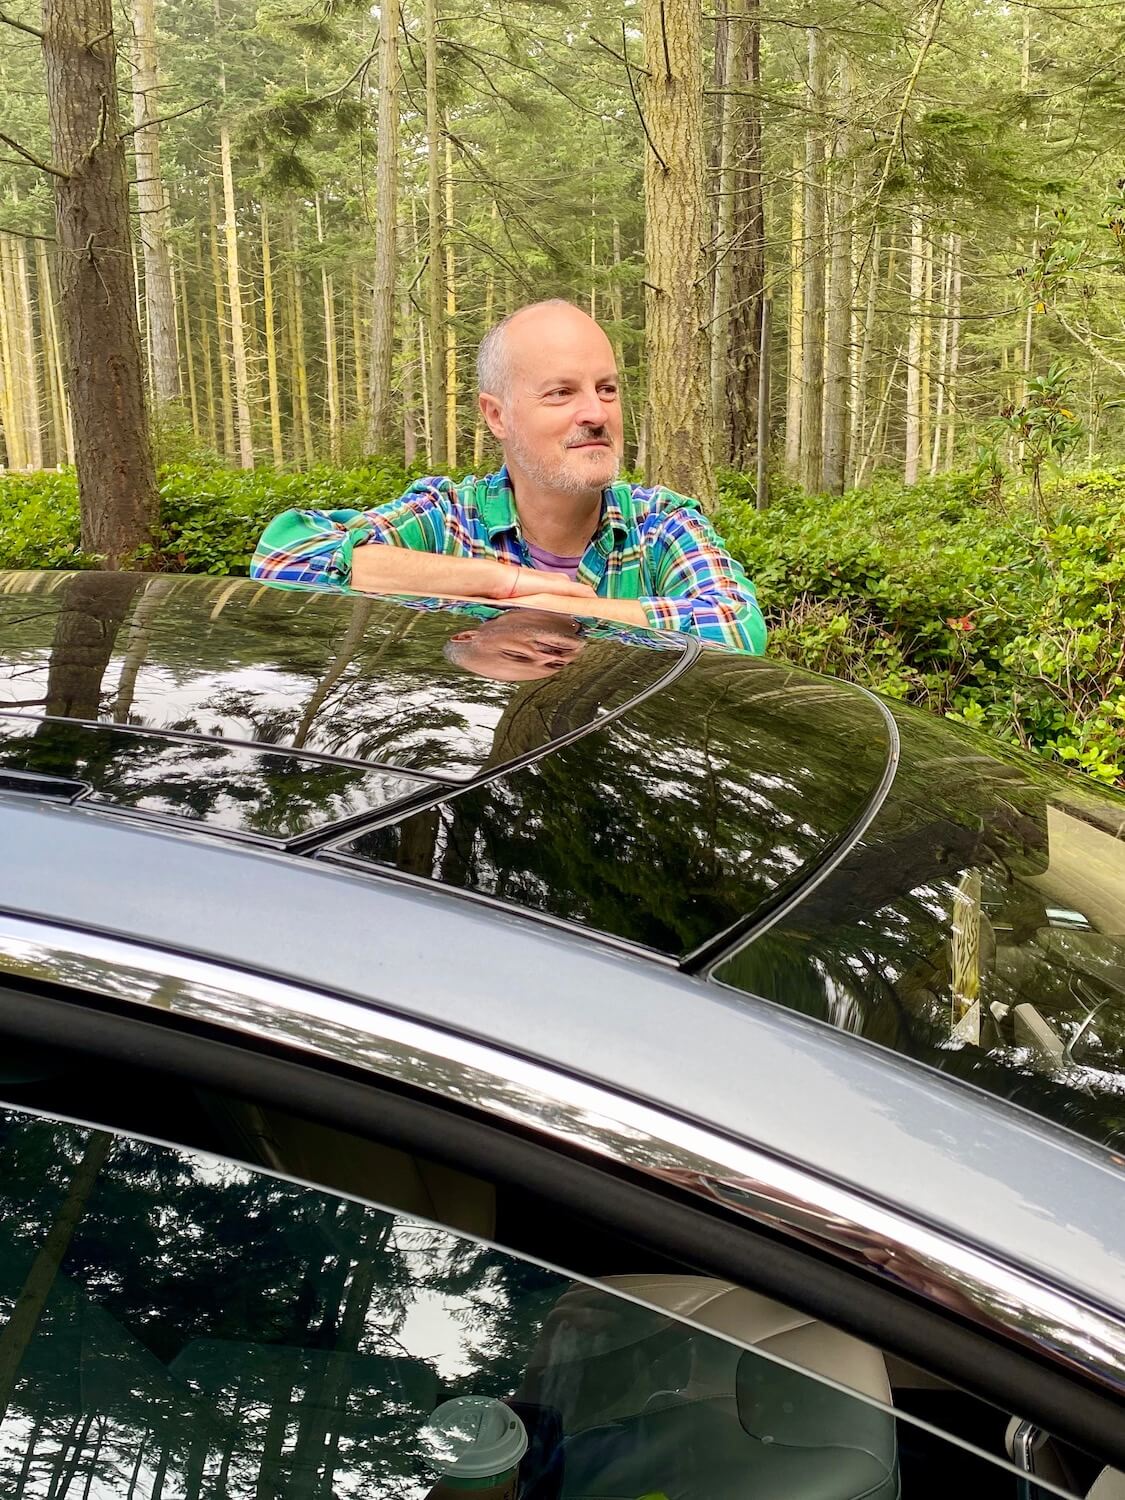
[718,465,1125,786]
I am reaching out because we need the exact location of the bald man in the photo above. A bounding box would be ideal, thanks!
[252,300,766,653]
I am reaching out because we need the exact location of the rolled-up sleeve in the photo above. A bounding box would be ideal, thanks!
[250,484,450,587]
[636,499,767,654]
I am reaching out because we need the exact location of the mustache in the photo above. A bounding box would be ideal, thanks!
[565,426,611,447]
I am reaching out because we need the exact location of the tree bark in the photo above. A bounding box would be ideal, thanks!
[219,118,254,467]
[444,133,458,470]
[12,228,43,469]
[41,0,158,562]
[799,28,827,494]
[642,0,715,506]
[821,57,851,493]
[131,0,180,404]
[367,0,399,453]
[259,181,284,467]
[207,188,235,459]
[424,0,446,468]
[723,0,765,472]
[944,232,961,469]
[904,211,924,483]
[315,195,340,464]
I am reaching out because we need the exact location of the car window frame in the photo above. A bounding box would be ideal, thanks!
[0,913,1122,1472]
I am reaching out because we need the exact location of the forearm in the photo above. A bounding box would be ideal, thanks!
[352,544,510,599]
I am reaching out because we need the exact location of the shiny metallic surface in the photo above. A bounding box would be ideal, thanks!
[1,911,1122,1405]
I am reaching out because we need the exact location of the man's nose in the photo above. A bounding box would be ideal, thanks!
[571,387,606,428]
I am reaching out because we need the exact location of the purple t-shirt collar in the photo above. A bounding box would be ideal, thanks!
[525,540,583,582]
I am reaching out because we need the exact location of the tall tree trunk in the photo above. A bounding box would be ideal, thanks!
[904,210,924,483]
[288,214,315,466]
[0,241,24,470]
[821,57,851,493]
[0,1132,113,1424]
[473,206,497,470]
[424,0,446,468]
[799,27,827,494]
[315,195,340,464]
[724,0,765,473]
[218,118,254,467]
[444,134,458,470]
[642,0,714,506]
[849,226,878,486]
[920,227,933,466]
[207,191,235,459]
[177,255,200,441]
[131,0,180,404]
[259,184,284,467]
[352,266,366,429]
[786,157,804,474]
[12,228,43,469]
[36,240,66,465]
[930,232,953,475]
[944,232,961,469]
[367,0,399,452]
[42,0,159,565]
[709,4,736,453]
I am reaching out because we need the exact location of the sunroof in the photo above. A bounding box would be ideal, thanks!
[0,572,684,782]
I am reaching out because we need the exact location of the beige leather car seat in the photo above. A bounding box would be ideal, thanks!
[517,1274,898,1500]
[1090,1469,1125,1500]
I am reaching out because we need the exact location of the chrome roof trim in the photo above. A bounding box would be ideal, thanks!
[0,911,1121,1403]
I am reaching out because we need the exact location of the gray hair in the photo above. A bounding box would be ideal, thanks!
[476,299,580,397]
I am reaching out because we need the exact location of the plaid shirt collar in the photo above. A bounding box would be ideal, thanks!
[476,466,632,552]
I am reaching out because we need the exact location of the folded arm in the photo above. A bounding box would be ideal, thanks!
[635,501,767,653]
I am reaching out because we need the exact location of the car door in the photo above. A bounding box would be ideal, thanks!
[0,918,1122,1499]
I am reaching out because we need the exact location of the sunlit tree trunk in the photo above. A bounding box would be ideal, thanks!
[367,0,399,452]
[799,27,826,494]
[850,226,878,487]
[920,228,933,466]
[35,241,65,464]
[424,0,446,467]
[12,230,43,469]
[207,189,235,459]
[288,215,315,466]
[42,0,158,564]
[219,119,254,467]
[642,0,714,506]
[0,243,21,469]
[315,195,340,463]
[131,0,180,404]
[258,188,284,467]
[473,208,497,469]
[352,267,366,428]
[822,57,851,494]
[905,210,924,483]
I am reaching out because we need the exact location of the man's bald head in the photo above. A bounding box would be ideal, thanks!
[477,299,609,397]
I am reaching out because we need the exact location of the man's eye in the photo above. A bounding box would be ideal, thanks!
[599,385,619,397]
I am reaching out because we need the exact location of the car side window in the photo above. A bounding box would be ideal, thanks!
[0,1102,1091,1500]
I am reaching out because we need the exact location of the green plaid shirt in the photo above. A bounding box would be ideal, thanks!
[250,468,766,654]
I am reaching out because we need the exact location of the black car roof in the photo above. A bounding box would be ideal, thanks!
[0,569,892,957]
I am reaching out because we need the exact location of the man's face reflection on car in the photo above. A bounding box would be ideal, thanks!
[444,609,586,682]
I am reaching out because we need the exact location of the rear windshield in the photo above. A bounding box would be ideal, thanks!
[714,704,1125,1153]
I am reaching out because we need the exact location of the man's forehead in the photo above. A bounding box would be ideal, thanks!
[505,312,616,384]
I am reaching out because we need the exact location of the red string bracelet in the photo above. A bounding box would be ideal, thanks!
[506,568,521,599]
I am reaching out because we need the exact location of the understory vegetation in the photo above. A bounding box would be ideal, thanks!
[3,463,1124,787]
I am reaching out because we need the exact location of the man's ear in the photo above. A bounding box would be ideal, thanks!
[449,630,477,643]
[479,391,506,440]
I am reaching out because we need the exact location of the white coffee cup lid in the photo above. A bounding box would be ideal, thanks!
[422,1396,529,1479]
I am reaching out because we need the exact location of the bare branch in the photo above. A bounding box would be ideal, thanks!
[0,7,41,38]
[622,22,667,174]
[0,223,55,243]
[0,130,69,178]
[118,96,214,139]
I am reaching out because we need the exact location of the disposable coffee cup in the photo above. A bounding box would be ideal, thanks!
[421,1396,529,1500]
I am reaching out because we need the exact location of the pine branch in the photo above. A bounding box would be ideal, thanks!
[0,224,55,243]
[622,22,667,174]
[0,130,69,178]
[118,97,214,139]
[0,7,42,38]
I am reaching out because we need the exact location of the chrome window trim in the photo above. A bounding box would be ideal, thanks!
[0,911,1121,1405]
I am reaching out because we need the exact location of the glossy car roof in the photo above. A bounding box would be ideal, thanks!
[0,569,892,955]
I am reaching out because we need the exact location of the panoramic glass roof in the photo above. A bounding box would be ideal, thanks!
[333,654,894,958]
[0,571,681,778]
[0,571,683,841]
